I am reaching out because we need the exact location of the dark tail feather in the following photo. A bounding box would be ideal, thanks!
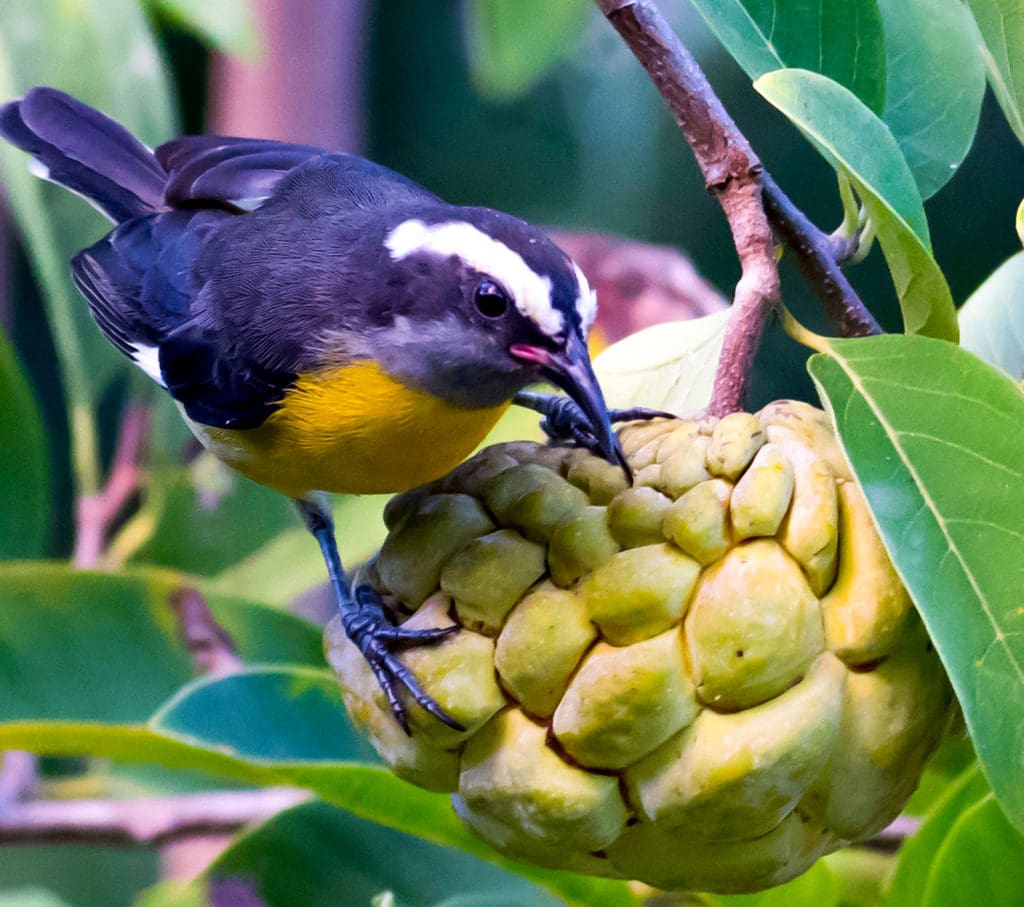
[0,87,167,223]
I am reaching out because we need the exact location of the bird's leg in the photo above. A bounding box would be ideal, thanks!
[295,497,463,734]
[514,391,672,459]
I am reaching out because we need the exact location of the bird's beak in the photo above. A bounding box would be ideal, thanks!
[511,331,628,474]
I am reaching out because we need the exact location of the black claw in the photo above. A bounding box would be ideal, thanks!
[344,584,463,731]
[519,393,672,469]
[368,653,409,734]
[373,622,460,647]
[609,406,675,423]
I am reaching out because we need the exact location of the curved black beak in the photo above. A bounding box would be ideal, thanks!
[512,332,629,476]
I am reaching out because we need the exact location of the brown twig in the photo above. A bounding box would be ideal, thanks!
[0,751,37,812]
[864,814,922,853]
[0,787,311,847]
[170,587,244,677]
[73,402,151,568]
[596,0,779,417]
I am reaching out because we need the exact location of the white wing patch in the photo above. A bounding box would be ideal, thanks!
[385,219,563,338]
[130,343,166,387]
[573,262,598,334]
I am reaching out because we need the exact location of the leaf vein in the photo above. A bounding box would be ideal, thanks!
[831,350,1024,688]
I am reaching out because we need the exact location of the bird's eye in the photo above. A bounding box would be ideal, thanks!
[474,279,510,318]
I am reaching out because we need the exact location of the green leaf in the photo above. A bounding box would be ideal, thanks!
[806,334,1024,832]
[966,0,1024,146]
[921,794,1024,906]
[0,563,324,723]
[145,0,259,57]
[902,734,977,816]
[0,330,50,559]
[755,69,958,341]
[135,881,205,907]
[876,0,986,199]
[463,0,591,99]
[207,491,388,606]
[135,455,297,576]
[710,859,839,906]
[0,0,177,494]
[1016,198,1024,246]
[202,801,560,907]
[0,892,73,907]
[823,850,892,907]
[593,310,730,415]
[959,251,1024,380]
[0,668,639,907]
[885,763,990,906]
[689,0,886,113]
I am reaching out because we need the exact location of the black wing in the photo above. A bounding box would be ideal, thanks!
[157,136,328,211]
[2,88,439,430]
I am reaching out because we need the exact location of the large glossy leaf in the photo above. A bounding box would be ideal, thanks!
[967,0,1024,146]
[958,251,1024,380]
[463,0,592,99]
[885,763,990,906]
[0,668,639,907]
[0,330,50,559]
[0,0,176,492]
[201,801,560,907]
[593,310,729,415]
[689,0,886,113]
[807,334,1024,832]
[145,0,258,57]
[0,563,323,723]
[921,794,1024,906]
[876,0,986,199]
[755,69,958,341]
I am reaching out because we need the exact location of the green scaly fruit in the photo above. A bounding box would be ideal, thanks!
[325,401,955,894]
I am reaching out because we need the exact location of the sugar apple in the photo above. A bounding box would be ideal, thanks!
[325,401,955,894]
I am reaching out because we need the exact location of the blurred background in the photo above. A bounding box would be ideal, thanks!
[0,1,1022,903]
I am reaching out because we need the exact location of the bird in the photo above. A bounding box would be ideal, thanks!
[0,86,639,731]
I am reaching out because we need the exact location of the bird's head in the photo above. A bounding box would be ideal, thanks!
[367,206,621,467]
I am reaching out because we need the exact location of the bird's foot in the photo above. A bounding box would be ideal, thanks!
[342,584,463,734]
[516,391,673,458]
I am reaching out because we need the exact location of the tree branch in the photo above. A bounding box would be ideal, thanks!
[761,174,881,337]
[595,0,882,409]
[596,0,779,416]
[0,787,311,847]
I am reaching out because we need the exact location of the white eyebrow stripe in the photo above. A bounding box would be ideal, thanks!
[385,219,563,338]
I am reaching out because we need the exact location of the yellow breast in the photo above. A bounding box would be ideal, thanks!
[198,361,510,497]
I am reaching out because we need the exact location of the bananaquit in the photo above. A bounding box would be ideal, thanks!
[0,87,635,730]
